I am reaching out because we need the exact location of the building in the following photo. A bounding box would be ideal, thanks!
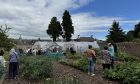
[77,37,95,42]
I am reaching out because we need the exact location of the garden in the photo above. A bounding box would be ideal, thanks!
[0,42,139,84]
[1,52,83,84]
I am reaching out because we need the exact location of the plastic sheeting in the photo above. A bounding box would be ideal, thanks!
[33,41,99,53]
[56,41,99,52]
[33,41,60,49]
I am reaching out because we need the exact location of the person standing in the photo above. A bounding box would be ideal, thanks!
[32,48,37,56]
[101,46,112,69]
[70,46,74,55]
[0,49,5,67]
[8,48,19,79]
[63,52,66,62]
[108,43,115,69]
[111,42,118,56]
[86,45,96,76]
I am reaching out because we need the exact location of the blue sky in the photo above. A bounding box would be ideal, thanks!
[0,0,140,40]
[71,0,140,40]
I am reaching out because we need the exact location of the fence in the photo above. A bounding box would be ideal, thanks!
[117,42,140,58]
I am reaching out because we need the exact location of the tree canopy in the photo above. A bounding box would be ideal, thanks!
[62,10,74,41]
[134,22,140,38]
[107,21,126,42]
[126,30,134,41]
[47,17,62,41]
[0,24,13,50]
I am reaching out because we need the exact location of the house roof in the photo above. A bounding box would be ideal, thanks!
[79,37,94,42]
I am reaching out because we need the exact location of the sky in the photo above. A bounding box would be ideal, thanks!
[0,0,140,40]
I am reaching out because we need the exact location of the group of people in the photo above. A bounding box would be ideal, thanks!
[0,48,19,80]
[0,42,116,79]
[25,48,45,56]
[86,42,117,76]
[101,43,115,69]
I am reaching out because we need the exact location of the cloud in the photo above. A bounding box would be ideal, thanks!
[71,13,139,38]
[0,0,139,40]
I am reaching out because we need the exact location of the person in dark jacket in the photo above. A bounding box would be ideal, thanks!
[8,48,19,79]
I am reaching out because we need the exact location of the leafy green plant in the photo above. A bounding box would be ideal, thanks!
[65,50,81,60]
[45,52,63,61]
[116,51,139,62]
[45,77,82,84]
[60,57,88,72]
[104,62,140,84]
[3,51,9,61]
[0,63,4,79]
[76,57,88,72]
[20,56,53,80]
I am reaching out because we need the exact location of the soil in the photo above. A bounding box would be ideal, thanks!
[53,62,119,84]
[3,61,119,84]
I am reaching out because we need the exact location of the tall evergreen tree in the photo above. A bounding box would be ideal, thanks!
[62,10,74,41]
[47,17,62,41]
[107,21,126,42]
[134,22,140,38]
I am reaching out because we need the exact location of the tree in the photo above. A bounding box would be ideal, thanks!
[126,30,134,41]
[134,22,140,38]
[0,24,11,33]
[0,24,13,50]
[62,10,74,41]
[47,17,62,41]
[137,32,140,38]
[107,21,126,42]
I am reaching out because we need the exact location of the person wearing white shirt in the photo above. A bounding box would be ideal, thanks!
[0,49,6,67]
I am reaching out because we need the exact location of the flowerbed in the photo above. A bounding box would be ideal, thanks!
[60,57,88,72]
[60,56,98,72]
[20,56,53,80]
[116,51,139,62]
[104,62,140,84]
[45,77,82,84]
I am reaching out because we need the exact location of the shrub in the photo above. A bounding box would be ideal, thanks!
[132,38,140,42]
[45,77,82,84]
[0,63,4,79]
[3,51,9,61]
[104,62,140,84]
[60,57,88,72]
[116,51,139,62]
[20,56,53,80]
[76,57,88,72]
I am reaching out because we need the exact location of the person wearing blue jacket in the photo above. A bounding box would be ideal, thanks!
[108,43,115,69]
[8,48,19,80]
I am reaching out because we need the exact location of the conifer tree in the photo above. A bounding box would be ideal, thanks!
[47,17,62,41]
[107,21,126,42]
[62,10,74,41]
